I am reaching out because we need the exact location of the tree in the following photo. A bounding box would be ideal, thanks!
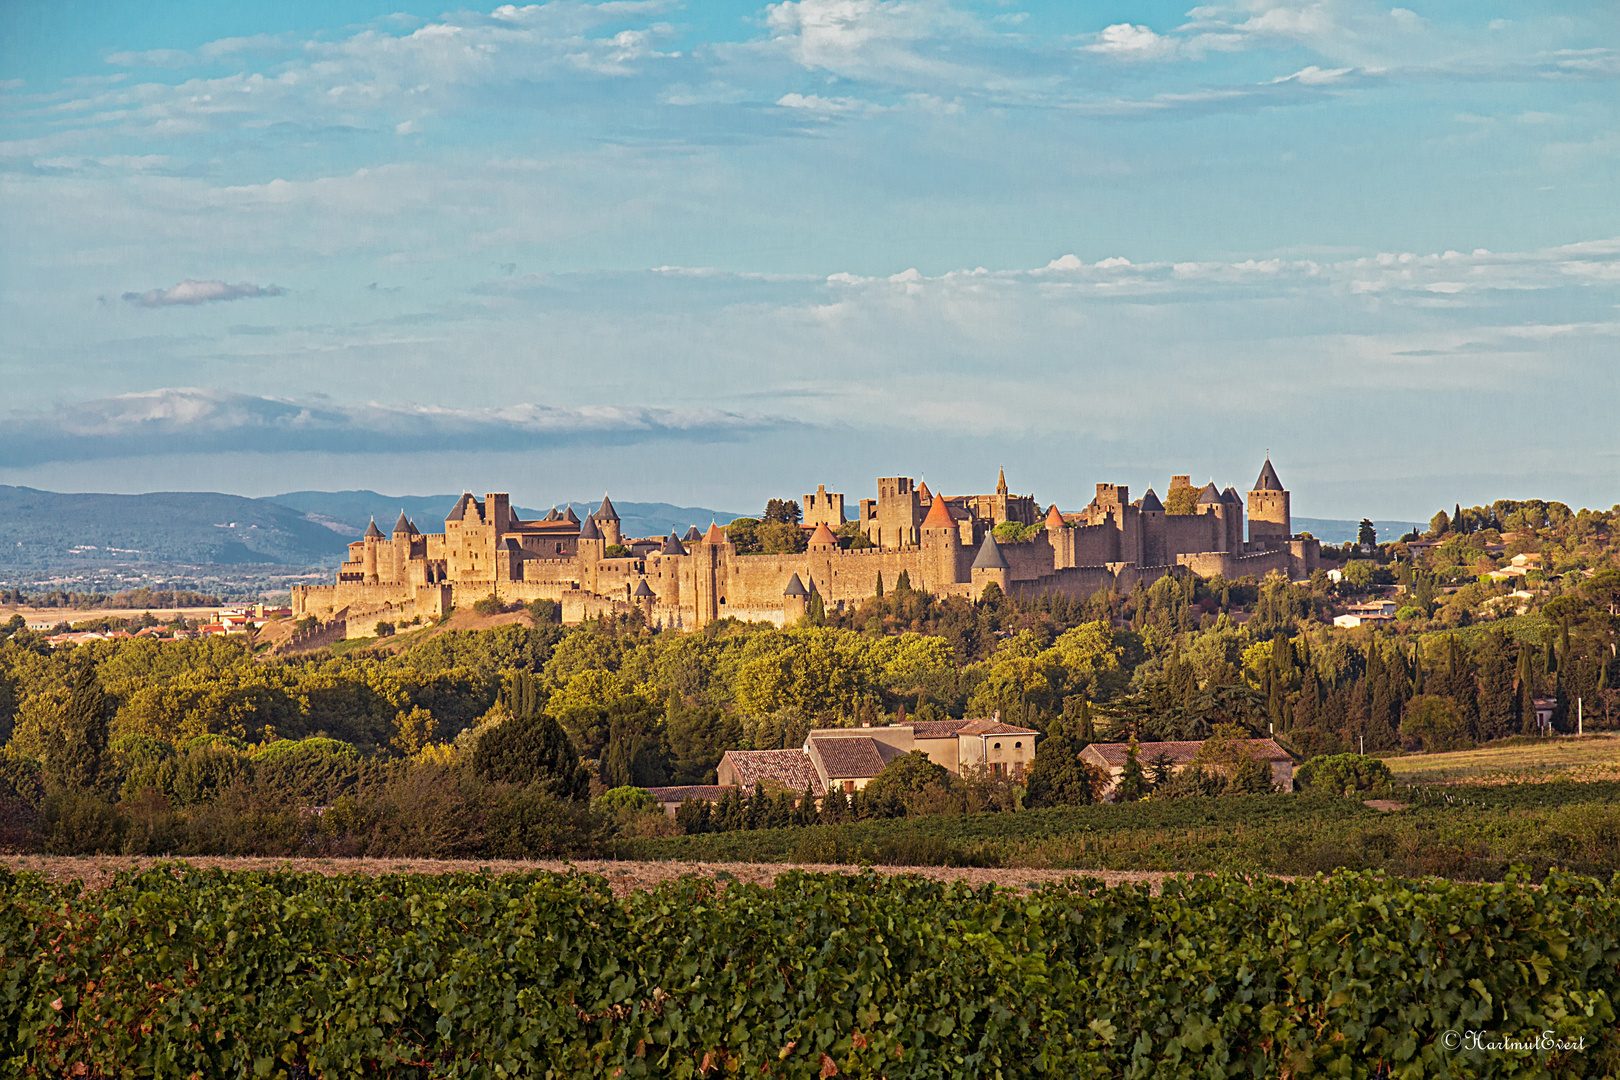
[1145,750,1177,788]
[1294,753,1393,796]
[1358,519,1377,548]
[859,751,950,818]
[1164,487,1199,516]
[1427,510,1451,538]
[763,499,803,525]
[472,711,590,800]
[1400,695,1467,752]
[599,706,670,789]
[1115,740,1148,801]
[55,667,109,790]
[757,519,807,555]
[874,572,884,598]
[895,570,912,593]
[391,706,437,757]
[1024,720,1099,807]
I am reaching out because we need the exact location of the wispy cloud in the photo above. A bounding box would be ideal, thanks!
[0,388,789,465]
[122,280,285,307]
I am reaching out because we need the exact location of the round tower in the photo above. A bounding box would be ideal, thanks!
[362,517,383,584]
[1246,458,1291,549]
[595,494,622,547]
[920,494,962,590]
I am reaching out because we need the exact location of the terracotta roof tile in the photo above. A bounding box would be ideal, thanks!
[722,749,824,795]
[644,785,732,803]
[922,494,956,529]
[1082,738,1292,767]
[810,736,890,779]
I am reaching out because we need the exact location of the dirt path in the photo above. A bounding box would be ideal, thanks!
[3,855,1207,896]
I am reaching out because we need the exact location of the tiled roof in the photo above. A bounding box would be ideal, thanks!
[922,494,955,529]
[1197,482,1222,505]
[808,522,839,547]
[578,514,601,541]
[957,718,1039,736]
[597,494,619,521]
[722,749,825,796]
[909,719,974,738]
[1082,738,1292,767]
[1139,488,1163,512]
[972,533,1008,569]
[809,736,891,779]
[363,518,384,539]
[645,785,732,803]
[660,531,687,556]
[705,521,727,544]
[1253,459,1284,492]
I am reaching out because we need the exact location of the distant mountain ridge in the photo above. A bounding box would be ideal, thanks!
[265,491,743,544]
[0,486,350,570]
[1294,517,1425,545]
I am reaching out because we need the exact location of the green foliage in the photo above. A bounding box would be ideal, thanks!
[762,498,802,525]
[603,544,633,558]
[1164,486,1199,515]
[1295,753,1394,796]
[1115,742,1148,801]
[859,750,951,819]
[472,711,589,801]
[472,593,507,616]
[594,785,656,815]
[991,520,1042,543]
[5,864,1616,1078]
[1023,720,1099,807]
[53,667,109,790]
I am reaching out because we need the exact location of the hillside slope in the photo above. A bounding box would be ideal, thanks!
[0,486,350,569]
[267,491,741,541]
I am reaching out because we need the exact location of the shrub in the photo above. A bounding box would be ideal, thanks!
[374,621,395,638]
[1294,753,1394,796]
[472,594,506,616]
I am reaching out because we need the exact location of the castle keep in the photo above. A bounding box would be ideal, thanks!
[292,460,1319,633]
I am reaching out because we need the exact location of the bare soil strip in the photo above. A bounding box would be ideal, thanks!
[3,855,1201,896]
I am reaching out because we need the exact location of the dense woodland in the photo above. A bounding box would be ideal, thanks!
[0,497,1615,858]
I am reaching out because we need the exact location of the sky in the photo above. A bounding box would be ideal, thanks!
[1,0,1616,521]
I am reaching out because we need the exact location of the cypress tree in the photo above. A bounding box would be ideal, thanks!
[57,666,109,790]
[895,570,911,592]
[1476,631,1516,741]
[1517,646,1539,735]
[874,572,883,598]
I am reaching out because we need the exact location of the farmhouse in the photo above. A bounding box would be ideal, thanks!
[1081,738,1295,796]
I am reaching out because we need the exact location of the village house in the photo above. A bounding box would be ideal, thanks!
[1080,738,1295,797]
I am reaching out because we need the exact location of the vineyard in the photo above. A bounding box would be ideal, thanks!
[615,786,1620,880]
[4,864,1617,1078]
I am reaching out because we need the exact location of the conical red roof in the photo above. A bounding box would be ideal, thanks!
[922,495,955,529]
[917,480,933,503]
[1044,504,1065,529]
[704,521,727,544]
[808,522,838,547]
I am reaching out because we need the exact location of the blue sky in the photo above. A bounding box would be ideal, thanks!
[1,0,1615,520]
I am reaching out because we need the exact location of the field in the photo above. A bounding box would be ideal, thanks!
[1382,732,1620,785]
[4,862,1615,1078]
[616,784,1620,880]
[0,854,1178,895]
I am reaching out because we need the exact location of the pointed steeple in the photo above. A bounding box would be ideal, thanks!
[996,467,1008,496]
[1221,486,1243,506]
[683,525,701,542]
[1197,482,1222,506]
[633,579,655,599]
[392,510,411,535]
[808,522,838,548]
[922,494,955,529]
[1044,504,1065,530]
[783,572,808,597]
[660,530,687,556]
[596,494,619,521]
[578,514,602,541]
[1253,458,1283,492]
[972,532,1008,569]
[917,479,933,503]
[363,517,384,540]
[704,521,727,545]
[562,505,580,524]
[544,506,560,522]
[1139,488,1163,512]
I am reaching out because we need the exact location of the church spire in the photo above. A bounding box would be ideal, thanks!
[996,467,1008,496]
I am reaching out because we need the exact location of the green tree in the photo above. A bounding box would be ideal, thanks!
[1164,487,1199,515]
[1400,694,1467,753]
[1024,720,1098,807]
[1357,519,1377,548]
[858,751,950,818]
[472,712,590,800]
[757,519,808,555]
[1115,740,1148,801]
[763,499,803,525]
[1427,510,1451,538]
[55,667,110,790]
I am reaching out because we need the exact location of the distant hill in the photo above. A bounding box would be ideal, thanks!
[0,486,351,569]
[266,491,743,542]
[1294,517,1426,545]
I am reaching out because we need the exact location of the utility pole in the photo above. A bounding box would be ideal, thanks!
[1359,735,1364,755]
[1578,697,1583,736]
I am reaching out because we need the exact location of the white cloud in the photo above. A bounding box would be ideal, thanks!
[122,279,285,307]
[1086,24,1180,61]
[0,388,786,465]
